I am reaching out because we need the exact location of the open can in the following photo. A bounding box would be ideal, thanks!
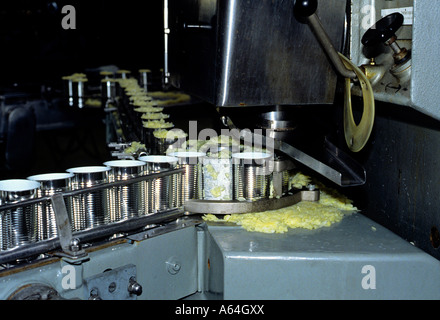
[168,151,205,203]
[103,160,147,221]
[27,173,74,241]
[202,149,233,200]
[0,179,41,251]
[66,166,111,231]
[139,155,179,213]
[232,152,273,201]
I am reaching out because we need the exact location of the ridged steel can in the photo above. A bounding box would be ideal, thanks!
[169,151,205,203]
[0,179,41,251]
[66,166,111,231]
[139,155,179,213]
[232,152,273,201]
[103,160,147,221]
[27,173,74,241]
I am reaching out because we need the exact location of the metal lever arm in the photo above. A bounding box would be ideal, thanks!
[294,0,356,79]
[222,116,366,187]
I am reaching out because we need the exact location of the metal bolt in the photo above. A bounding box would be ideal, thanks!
[108,282,117,293]
[128,277,143,296]
[89,288,101,300]
[221,116,229,127]
[70,238,81,252]
[172,263,181,272]
[166,260,181,275]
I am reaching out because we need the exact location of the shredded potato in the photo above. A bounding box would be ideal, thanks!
[143,119,174,129]
[123,141,146,154]
[153,129,188,139]
[141,113,170,120]
[203,172,358,233]
[134,106,164,113]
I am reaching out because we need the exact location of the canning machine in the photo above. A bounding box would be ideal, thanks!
[1,0,440,300]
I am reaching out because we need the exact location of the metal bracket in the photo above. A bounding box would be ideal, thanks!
[51,193,87,261]
[184,190,319,215]
[223,116,366,187]
[272,158,295,199]
[84,264,140,300]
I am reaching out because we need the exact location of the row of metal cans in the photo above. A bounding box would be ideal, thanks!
[0,156,182,251]
[0,151,277,251]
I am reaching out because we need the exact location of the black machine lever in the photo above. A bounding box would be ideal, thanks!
[294,0,356,79]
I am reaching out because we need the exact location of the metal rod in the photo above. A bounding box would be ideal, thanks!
[0,208,184,264]
[163,0,170,86]
[307,14,357,79]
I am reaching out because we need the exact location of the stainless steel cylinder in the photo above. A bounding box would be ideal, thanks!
[139,69,151,93]
[0,179,41,251]
[103,160,147,222]
[72,78,87,109]
[169,151,205,203]
[27,173,74,241]
[101,78,117,108]
[232,152,273,201]
[62,76,74,107]
[202,153,233,200]
[66,166,111,231]
[139,155,179,213]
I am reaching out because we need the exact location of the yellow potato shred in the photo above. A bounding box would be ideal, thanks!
[123,141,146,154]
[203,172,358,234]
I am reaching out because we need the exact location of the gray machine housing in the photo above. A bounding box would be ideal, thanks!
[2,216,440,300]
[350,0,440,121]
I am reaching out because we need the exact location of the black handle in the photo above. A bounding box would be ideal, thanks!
[294,0,318,18]
[362,12,404,47]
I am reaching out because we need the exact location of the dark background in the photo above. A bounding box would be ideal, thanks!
[0,0,170,178]
[0,0,165,87]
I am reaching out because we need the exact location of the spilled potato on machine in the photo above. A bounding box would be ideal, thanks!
[203,172,358,233]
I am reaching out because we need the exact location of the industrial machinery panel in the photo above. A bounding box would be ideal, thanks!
[349,0,440,120]
[167,0,348,107]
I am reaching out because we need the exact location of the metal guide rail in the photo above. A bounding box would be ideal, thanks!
[0,168,185,265]
[184,189,320,215]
